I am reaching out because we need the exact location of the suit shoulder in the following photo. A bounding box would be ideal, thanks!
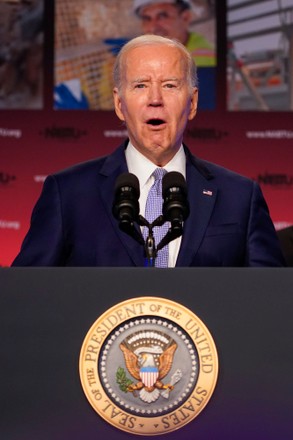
[50,142,127,184]
[195,156,255,187]
[53,156,107,181]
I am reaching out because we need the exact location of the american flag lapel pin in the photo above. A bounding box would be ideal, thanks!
[203,189,213,196]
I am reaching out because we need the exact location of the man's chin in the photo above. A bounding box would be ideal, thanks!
[145,143,178,166]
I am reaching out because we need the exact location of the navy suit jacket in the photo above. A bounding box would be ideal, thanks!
[12,142,284,267]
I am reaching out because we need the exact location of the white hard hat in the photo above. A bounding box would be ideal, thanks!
[133,0,192,15]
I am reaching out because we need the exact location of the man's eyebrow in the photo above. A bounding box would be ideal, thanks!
[131,77,181,83]
[163,77,181,82]
[131,78,150,84]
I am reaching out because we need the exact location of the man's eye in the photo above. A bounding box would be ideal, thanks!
[158,12,169,20]
[164,83,176,89]
[135,84,146,89]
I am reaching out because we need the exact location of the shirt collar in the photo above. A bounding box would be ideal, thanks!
[125,141,186,190]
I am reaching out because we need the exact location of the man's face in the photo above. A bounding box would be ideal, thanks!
[113,44,198,166]
[138,3,191,45]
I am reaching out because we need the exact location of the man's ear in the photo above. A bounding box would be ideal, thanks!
[113,87,125,122]
[188,87,198,121]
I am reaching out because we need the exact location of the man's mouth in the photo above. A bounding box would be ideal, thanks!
[146,119,166,127]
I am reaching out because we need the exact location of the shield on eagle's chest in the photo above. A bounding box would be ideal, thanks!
[140,366,159,387]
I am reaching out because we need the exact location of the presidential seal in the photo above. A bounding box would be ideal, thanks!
[79,297,218,435]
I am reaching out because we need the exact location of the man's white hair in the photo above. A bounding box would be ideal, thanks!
[113,34,198,93]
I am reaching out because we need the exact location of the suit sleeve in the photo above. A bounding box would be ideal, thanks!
[245,182,285,267]
[11,175,66,266]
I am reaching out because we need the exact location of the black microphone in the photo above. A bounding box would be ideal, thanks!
[156,172,189,252]
[112,173,144,244]
[162,171,190,230]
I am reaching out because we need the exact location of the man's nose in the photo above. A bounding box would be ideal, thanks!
[145,17,160,32]
[148,84,163,106]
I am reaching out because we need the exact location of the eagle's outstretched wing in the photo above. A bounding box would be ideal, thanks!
[158,342,177,379]
[119,343,141,380]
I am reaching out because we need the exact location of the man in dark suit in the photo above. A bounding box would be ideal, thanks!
[12,35,284,267]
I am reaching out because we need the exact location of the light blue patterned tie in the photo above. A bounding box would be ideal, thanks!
[143,168,169,267]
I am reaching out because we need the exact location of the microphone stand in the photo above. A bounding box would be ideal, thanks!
[138,215,163,267]
[156,220,183,252]
[116,213,184,267]
[138,215,183,267]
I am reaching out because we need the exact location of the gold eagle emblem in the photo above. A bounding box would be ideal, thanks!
[117,330,182,403]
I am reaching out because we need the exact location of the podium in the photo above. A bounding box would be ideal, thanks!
[1,268,292,439]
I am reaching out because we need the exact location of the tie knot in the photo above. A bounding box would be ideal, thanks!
[153,168,167,182]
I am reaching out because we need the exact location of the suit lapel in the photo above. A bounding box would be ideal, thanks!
[98,142,145,266]
[176,149,217,266]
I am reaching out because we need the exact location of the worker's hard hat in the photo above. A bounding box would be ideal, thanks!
[133,0,192,16]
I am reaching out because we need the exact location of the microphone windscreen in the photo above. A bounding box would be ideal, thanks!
[162,171,187,196]
[114,172,140,196]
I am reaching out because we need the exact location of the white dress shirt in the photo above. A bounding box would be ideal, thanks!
[125,142,186,267]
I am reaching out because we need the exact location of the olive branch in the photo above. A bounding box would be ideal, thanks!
[116,367,133,393]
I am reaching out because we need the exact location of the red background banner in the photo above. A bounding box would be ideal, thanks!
[1,1,292,266]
